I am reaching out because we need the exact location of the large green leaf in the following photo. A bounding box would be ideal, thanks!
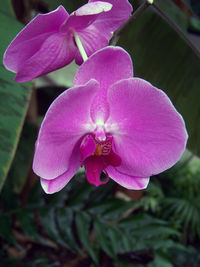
[153,0,200,54]
[7,122,38,194]
[0,6,31,189]
[119,2,200,156]
[75,211,98,263]
[46,0,87,12]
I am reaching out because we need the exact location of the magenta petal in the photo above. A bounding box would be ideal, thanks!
[61,1,112,32]
[74,26,108,65]
[85,156,108,186]
[40,173,72,194]
[89,0,133,36]
[80,135,96,163]
[40,164,77,194]
[40,165,77,194]
[15,33,76,82]
[74,46,133,90]
[33,80,99,179]
[61,14,99,33]
[40,143,80,194]
[107,166,149,189]
[104,149,121,166]
[3,6,68,73]
[107,78,188,178]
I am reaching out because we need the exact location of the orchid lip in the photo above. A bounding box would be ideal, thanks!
[80,134,121,187]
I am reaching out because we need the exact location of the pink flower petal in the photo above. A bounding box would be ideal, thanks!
[40,173,72,194]
[61,2,112,33]
[107,166,150,189]
[3,6,68,73]
[80,135,96,163]
[40,143,80,194]
[75,1,112,16]
[74,25,108,65]
[89,0,133,37]
[33,80,99,179]
[104,149,121,166]
[74,46,133,90]
[107,78,188,177]
[14,32,76,82]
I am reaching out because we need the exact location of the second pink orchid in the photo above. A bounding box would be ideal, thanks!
[3,0,132,82]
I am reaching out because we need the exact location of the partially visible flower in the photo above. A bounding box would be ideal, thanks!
[32,46,188,194]
[3,0,132,82]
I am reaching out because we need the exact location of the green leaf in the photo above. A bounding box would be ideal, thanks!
[119,214,167,229]
[120,230,134,252]
[131,225,180,239]
[0,1,15,17]
[107,226,124,254]
[18,209,39,240]
[7,122,38,194]
[56,207,79,251]
[0,5,31,190]
[88,198,139,221]
[94,219,115,258]
[39,207,68,248]
[119,2,200,155]
[68,183,95,210]
[75,211,98,263]
[17,208,51,246]
[153,0,200,54]
[45,0,87,13]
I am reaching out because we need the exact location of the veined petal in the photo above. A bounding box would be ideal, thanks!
[33,80,99,179]
[74,46,133,90]
[61,1,112,32]
[107,166,150,190]
[107,78,188,177]
[41,172,72,194]
[89,0,133,37]
[3,6,68,73]
[74,26,108,65]
[40,141,80,194]
[15,32,76,82]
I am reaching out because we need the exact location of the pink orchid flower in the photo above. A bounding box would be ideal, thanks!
[32,46,188,194]
[3,0,132,83]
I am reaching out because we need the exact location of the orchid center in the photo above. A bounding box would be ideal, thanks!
[93,138,112,156]
[80,134,121,187]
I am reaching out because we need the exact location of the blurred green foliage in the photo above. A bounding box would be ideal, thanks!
[1,159,200,266]
[0,2,31,190]
[143,154,200,243]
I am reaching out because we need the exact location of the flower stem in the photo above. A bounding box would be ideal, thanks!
[74,32,88,62]
[110,0,153,45]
